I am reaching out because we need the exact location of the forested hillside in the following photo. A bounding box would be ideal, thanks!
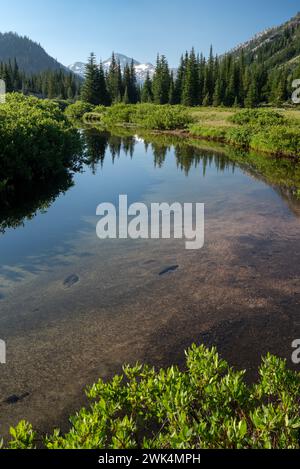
[0,32,65,74]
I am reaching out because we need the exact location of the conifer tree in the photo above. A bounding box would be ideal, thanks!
[107,53,123,103]
[168,72,176,104]
[141,72,153,103]
[152,55,171,104]
[182,48,199,106]
[97,61,110,105]
[81,53,101,105]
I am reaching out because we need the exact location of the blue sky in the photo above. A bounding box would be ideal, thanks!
[0,0,299,66]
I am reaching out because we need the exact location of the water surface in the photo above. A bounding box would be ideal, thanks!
[0,130,300,435]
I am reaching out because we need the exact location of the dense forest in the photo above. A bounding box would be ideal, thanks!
[81,47,300,108]
[0,14,299,106]
[0,58,81,99]
[80,14,300,108]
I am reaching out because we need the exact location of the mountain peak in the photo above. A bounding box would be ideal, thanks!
[68,53,155,83]
[107,53,140,66]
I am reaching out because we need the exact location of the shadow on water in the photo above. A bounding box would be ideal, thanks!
[0,172,75,234]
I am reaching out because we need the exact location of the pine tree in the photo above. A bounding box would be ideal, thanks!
[174,54,186,104]
[244,73,259,108]
[203,46,215,105]
[169,72,176,104]
[182,48,199,106]
[129,59,138,104]
[97,61,110,105]
[213,78,222,106]
[141,72,153,103]
[275,70,288,105]
[152,55,171,104]
[81,53,101,105]
[107,53,123,103]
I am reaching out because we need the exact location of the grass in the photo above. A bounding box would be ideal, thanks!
[187,107,300,158]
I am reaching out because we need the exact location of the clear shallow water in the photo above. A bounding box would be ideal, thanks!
[0,129,300,434]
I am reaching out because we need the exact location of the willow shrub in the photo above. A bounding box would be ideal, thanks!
[87,103,193,131]
[250,126,300,157]
[190,108,300,157]
[5,345,300,449]
[0,93,81,189]
[229,109,287,127]
[65,100,94,120]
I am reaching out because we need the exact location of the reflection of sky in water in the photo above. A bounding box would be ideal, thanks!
[0,134,297,293]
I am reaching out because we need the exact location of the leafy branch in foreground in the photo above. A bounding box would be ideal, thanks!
[6,345,300,449]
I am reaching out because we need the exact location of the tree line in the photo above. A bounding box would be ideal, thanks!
[81,52,139,105]
[0,59,81,99]
[82,49,300,108]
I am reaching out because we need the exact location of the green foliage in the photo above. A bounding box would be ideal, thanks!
[94,103,193,130]
[251,126,300,157]
[81,54,110,106]
[152,55,171,105]
[188,124,227,140]
[8,422,36,450]
[229,109,287,126]
[134,105,193,130]
[189,108,300,157]
[0,57,81,99]
[0,93,81,194]
[65,100,94,119]
[227,127,253,148]
[6,345,300,449]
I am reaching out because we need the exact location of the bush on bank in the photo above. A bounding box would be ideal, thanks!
[4,345,300,449]
[76,103,193,130]
[64,100,95,120]
[0,93,81,191]
[190,109,300,157]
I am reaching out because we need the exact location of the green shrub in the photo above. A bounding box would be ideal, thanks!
[85,103,193,131]
[227,127,253,148]
[65,101,94,119]
[251,126,300,156]
[93,105,107,115]
[230,109,287,127]
[52,99,71,112]
[101,103,136,126]
[0,93,81,191]
[6,345,300,449]
[136,105,192,130]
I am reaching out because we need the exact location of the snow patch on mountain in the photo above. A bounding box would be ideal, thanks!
[68,53,155,83]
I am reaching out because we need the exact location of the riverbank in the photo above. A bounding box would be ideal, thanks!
[75,103,300,159]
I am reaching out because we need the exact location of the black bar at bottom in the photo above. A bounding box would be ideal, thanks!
[0,449,299,466]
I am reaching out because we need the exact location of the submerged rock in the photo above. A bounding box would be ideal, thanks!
[159,265,179,276]
[63,274,79,288]
[4,392,30,405]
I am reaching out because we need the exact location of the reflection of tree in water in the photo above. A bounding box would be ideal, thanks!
[276,187,300,217]
[151,144,170,168]
[82,129,300,216]
[0,130,83,233]
[0,170,75,234]
[122,136,136,158]
[82,129,136,168]
[175,146,236,176]
[83,129,109,172]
